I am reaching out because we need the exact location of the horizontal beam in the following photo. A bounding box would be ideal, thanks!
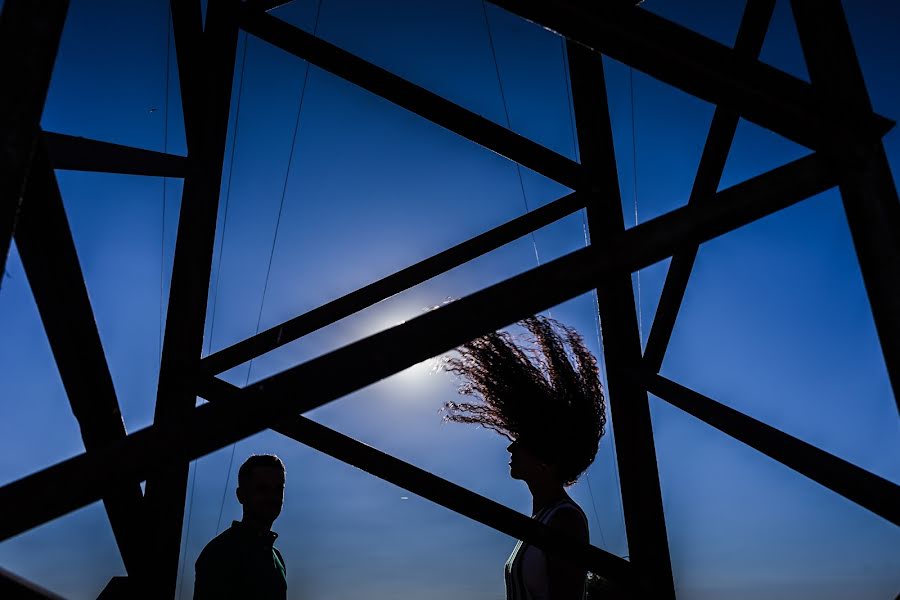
[642,373,900,526]
[43,131,187,177]
[0,151,838,540]
[203,377,634,585]
[237,6,583,190]
[199,191,585,375]
[487,0,892,151]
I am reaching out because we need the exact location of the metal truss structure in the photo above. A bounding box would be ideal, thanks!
[2,0,899,597]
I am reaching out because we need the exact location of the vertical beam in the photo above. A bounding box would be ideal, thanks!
[15,144,146,576]
[643,0,776,372]
[790,0,900,409]
[142,0,241,595]
[566,40,676,596]
[169,0,205,153]
[0,0,68,284]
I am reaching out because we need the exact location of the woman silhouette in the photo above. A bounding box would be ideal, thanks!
[444,316,606,600]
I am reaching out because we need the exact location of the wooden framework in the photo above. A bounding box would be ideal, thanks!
[1,0,898,597]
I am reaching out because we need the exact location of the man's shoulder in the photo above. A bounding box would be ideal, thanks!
[196,527,243,565]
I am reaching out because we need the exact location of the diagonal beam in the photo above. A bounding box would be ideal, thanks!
[643,0,776,373]
[0,567,64,600]
[202,377,636,587]
[237,6,584,190]
[641,373,900,526]
[199,191,585,376]
[487,0,893,152]
[141,1,242,595]
[245,0,294,11]
[43,131,188,177]
[202,145,836,377]
[0,150,838,541]
[567,36,674,596]
[791,0,900,410]
[14,144,146,576]
[0,0,68,285]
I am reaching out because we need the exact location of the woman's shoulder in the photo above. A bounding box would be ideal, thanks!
[542,498,589,538]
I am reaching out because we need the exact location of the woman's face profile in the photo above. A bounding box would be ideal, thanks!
[507,439,545,481]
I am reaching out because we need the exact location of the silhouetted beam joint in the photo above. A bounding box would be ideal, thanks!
[14,144,146,577]
[641,373,900,526]
[487,0,892,152]
[791,0,900,409]
[43,131,188,177]
[199,191,586,376]
[0,150,838,542]
[237,6,583,190]
[0,0,68,284]
[643,0,776,373]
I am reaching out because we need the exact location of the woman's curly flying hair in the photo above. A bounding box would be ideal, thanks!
[444,316,606,486]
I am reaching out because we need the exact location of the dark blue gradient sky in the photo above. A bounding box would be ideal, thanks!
[1,1,898,598]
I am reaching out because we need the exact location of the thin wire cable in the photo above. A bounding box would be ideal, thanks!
[480,1,541,267]
[213,0,324,537]
[629,67,643,343]
[560,35,627,556]
[209,29,253,538]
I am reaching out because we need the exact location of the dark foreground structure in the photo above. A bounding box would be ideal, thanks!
[1,0,898,597]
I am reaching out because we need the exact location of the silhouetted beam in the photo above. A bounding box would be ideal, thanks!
[791,0,900,410]
[567,37,674,597]
[0,150,837,541]
[170,0,204,152]
[43,131,188,177]
[200,377,636,587]
[0,567,64,600]
[199,191,586,376]
[15,145,146,577]
[0,0,68,285]
[237,7,583,190]
[141,1,241,596]
[642,374,900,526]
[487,0,893,152]
[643,0,775,373]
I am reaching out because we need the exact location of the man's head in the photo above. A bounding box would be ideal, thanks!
[236,454,285,529]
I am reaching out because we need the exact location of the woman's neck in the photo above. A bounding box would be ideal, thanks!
[526,480,567,516]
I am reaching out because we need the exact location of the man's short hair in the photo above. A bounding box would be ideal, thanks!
[237,454,285,489]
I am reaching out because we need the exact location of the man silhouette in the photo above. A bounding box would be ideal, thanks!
[194,454,287,599]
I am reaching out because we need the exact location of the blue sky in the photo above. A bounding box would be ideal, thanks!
[1,0,898,598]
